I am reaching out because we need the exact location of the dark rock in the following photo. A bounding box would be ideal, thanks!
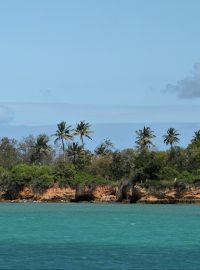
[117,179,132,202]
[74,184,95,202]
[174,181,188,193]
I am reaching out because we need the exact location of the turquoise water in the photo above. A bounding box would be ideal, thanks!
[0,204,200,270]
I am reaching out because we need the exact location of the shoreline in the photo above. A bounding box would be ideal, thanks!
[1,198,200,204]
[1,182,200,204]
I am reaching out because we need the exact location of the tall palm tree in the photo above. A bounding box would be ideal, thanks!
[74,121,93,148]
[191,130,200,144]
[135,126,155,149]
[67,142,84,164]
[53,121,73,161]
[163,128,180,149]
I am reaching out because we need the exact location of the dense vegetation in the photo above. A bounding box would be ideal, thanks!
[1,121,200,198]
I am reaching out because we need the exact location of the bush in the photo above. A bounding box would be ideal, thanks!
[177,171,200,184]
[54,162,76,187]
[72,172,109,187]
[159,166,179,180]
[11,164,37,185]
[143,179,174,189]
[88,155,112,180]
[10,164,55,194]
[30,175,54,193]
[0,167,22,199]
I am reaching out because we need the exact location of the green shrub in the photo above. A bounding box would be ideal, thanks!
[11,164,37,185]
[0,167,22,199]
[72,172,109,187]
[0,167,10,179]
[177,171,200,183]
[30,175,54,193]
[54,162,76,187]
[143,179,174,189]
[35,165,53,177]
[159,166,179,180]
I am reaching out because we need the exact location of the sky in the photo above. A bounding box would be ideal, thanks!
[0,0,200,148]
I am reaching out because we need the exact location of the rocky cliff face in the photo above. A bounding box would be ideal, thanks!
[16,184,118,202]
[132,183,200,203]
[1,182,200,203]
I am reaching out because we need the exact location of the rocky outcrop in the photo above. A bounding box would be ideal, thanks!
[18,185,75,202]
[93,185,117,202]
[41,186,75,202]
[117,180,132,202]
[137,182,200,204]
[74,184,95,202]
[74,184,118,202]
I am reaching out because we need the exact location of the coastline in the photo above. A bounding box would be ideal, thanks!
[1,182,200,204]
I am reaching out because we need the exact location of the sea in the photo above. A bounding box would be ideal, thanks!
[0,203,200,270]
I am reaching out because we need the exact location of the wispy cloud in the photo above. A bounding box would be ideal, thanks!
[0,105,14,124]
[166,63,200,98]
[1,102,200,126]
[39,89,53,97]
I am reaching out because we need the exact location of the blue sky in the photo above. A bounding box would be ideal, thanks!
[0,0,200,148]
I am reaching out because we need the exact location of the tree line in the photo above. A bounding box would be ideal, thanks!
[0,120,200,198]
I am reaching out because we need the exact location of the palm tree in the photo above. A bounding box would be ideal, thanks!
[163,128,180,149]
[66,142,84,164]
[53,121,73,161]
[191,130,200,144]
[31,134,51,164]
[74,121,93,149]
[95,139,114,155]
[135,126,155,149]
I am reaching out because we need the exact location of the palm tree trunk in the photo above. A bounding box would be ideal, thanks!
[170,143,173,151]
[81,136,84,149]
[81,136,86,163]
[62,138,65,162]
[73,154,76,164]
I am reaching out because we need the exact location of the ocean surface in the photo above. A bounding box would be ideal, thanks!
[0,203,200,270]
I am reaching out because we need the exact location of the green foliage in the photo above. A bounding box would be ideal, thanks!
[186,144,200,172]
[74,150,92,171]
[53,121,73,161]
[166,147,187,172]
[143,179,174,189]
[0,137,19,168]
[11,164,37,185]
[110,151,131,180]
[30,134,53,165]
[158,166,179,180]
[3,124,200,198]
[95,139,114,155]
[54,162,76,187]
[74,121,93,147]
[163,128,180,148]
[0,166,23,199]
[89,155,112,180]
[0,167,11,192]
[30,175,54,193]
[134,150,161,181]
[135,126,155,149]
[66,142,84,164]
[0,166,10,178]
[11,164,55,190]
[177,171,200,183]
[18,135,36,164]
[73,172,109,187]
